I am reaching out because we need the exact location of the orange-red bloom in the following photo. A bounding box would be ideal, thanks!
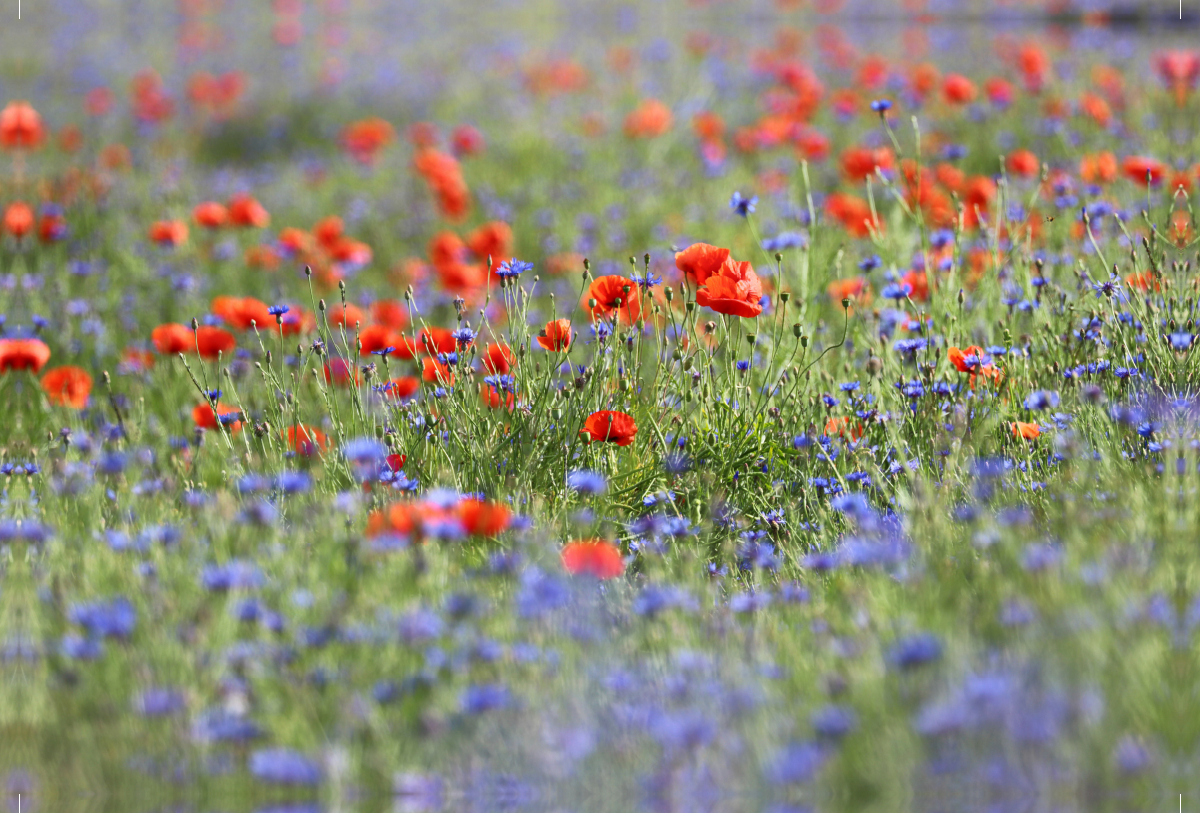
[284,424,327,456]
[583,275,642,323]
[0,338,50,372]
[193,201,228,229]
[151,323,193,355]
[1012,421,1040,440]
[0,101,44,150]
[212,296,274,331]
[149,220,189,247]
[1006,149,1040,178]
[675,242,730,287]
[581,410,637,447]
[193,402,242,433]
[562,540,625,579]
[537,318,572,351]
[3,202,33,238]
[40,365,92,408]
[458,497,511,537]
[341,117,396,164]
[482,343,516,375]
[195,326,236,360]
[695,259,764,318]
[227,194,270,228]
[623,98,673,138]
[1123,156,1167,187]
[943,74,977,105]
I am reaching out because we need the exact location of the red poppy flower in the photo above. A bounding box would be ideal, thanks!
[382,376,420,401]
[1123,156,1167,187]
[149,220,188,247]
[943,74,977,105]
[457,497,511,537]
[195,326,236,360]
[451,124,485,157]
[1012,421,1040,440]
[947,345,985,373]
[482,343,516,375]
[227,194,270,228]
[0,338,50,373]
[193,201,228,229]
[466,221,513,266]
[1080,152,1118,185]
[581,410,637,447]
[562,540,624,579]
[212,296,274,331]
[193,402,242,433]
[3,202,33,238]
[480,383,516,410]
[537,318,572,351]
[840,146,895,182]
[284,424,327,455]
[341,117,396,164]
[151,323,193,355]
[324,359,360,387]
[420,326,456,356]
[387,453,406,471]
[674,242,730,287]
[695,259,763,319]
[358,324,398,355]
[0,101,44,150]
[1006,149,1039,178]
[40,365,93,409]
[370,299,409,330]
[421,356,454,386]
[583,276,642,323]
[623,98,673,138]
[824,415,865,441]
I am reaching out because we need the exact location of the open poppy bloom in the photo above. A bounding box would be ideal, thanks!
[457,497,511,537]
[674,242,730,288]
[0,338,51,372]
[482,343,516,375]
[193,402,242,433]
[195,326,236,360]
[149,219,188,247]
[41,365,93,408]
[193,201,229,229]
[1122,156,1167,187]
[227,194,270,228]
[284,425,327,456]
[212,296,274,331]
[583,276,642,324]
[581,410,637,446]
[695,258,763,318]
[623,98,672,138]
[0,101,44,150]
[562,540,625,579]
[3,202,34,238]
[948,345,986,373]
[358,324,399,355]
[537,318,572,351]
[825,415,865,441]
[381,376,420,401]
[151,323,193,355]
[1012,421,1040,440]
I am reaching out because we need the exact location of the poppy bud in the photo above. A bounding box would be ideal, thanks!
[318,299,326,311]
[775,252,783,263]
[191,317,199,330]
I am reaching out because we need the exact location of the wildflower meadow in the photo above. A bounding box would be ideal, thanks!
[3,1,1200,811]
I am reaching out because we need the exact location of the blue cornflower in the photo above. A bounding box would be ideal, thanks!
[495,258,533,279]
[881,282,912,301]
[870,99,893,113]
[267,305,290,316]
[858,254,881,272]
[631,272,663,287]
[566,470,607,496]
[371,346,396,357]
[248,748,323,786]
[762,231,807,252]
[451,326,476,346]
[730,191,757,217]
[1169,332,1193,351]
[1022,390,1061,410]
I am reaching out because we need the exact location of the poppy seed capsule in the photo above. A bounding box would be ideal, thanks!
[793,324,802,338]
[801,335,810,348]
[780,292,790,303]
